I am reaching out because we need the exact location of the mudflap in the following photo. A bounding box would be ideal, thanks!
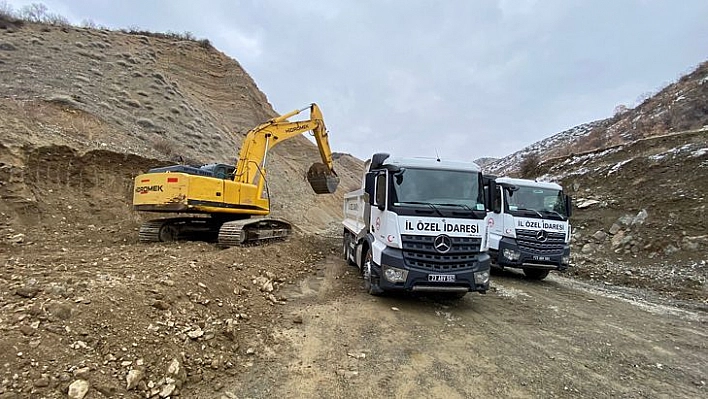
[307,162,340,194]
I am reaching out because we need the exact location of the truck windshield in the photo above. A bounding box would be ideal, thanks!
[505,186,568,219]
[391,168,484,211]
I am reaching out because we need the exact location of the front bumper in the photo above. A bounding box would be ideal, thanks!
[493,237,570,271]
[373,246,490,293]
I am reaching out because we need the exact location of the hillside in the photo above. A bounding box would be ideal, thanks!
[481,61,708,301]
[0,19,369,399]
[0,20,364,236]
[545,129,707,300]
[486,61,708,177]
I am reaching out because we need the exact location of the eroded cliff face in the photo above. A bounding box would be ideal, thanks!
[0,22,364,232]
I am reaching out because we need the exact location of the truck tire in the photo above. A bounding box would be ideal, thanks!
[343,232,356,266]
[523,268,550,280]
[362,247,382,296]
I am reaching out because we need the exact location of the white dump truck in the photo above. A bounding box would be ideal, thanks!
[485,176,572,280]
[342,153,496,298]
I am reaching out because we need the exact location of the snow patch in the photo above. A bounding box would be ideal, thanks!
[692,147,708,158]
[648,153,667,161]
[607,159,632,176]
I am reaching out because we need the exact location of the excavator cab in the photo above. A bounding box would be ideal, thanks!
[307,162,340,194]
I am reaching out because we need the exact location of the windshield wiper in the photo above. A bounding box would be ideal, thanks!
[516,207,543,218]
[540,209,566,220]
[435,203,488,218]
[397,201,444,217]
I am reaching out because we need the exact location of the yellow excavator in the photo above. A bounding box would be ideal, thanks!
[132,103,339,246]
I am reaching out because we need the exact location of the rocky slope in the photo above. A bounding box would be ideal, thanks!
[0,20,364,235]
[480,61,708,302]
[486,61,708,177]
[545,129,707,300]
[0,19,366,399]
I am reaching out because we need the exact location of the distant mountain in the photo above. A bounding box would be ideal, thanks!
[485,60,708,177]
[473,157,499,168]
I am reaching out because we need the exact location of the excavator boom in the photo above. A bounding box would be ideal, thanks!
[234,103,338,194]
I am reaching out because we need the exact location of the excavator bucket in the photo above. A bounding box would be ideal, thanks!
[307,162,340,194]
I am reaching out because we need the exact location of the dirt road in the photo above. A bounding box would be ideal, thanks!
[226,256,707,398]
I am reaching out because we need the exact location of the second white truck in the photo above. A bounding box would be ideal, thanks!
[342,153,495,298]
[485,176,573,280]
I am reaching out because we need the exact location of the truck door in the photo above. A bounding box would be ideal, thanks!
[369,171,387,237]
[488,185,504,248]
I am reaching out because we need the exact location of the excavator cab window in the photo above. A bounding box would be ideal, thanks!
[210,164,236,180]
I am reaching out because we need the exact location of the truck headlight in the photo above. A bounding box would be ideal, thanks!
[474,270,490,285]
[382,265,408,283]
[502,248,521,261]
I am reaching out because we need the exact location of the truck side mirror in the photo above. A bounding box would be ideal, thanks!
[565,194,573,217]
[485,180,500,213]
[370,153,390,171]
[375,174,386,210]
[364,172,376,205]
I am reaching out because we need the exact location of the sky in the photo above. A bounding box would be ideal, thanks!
[4,0,708,161]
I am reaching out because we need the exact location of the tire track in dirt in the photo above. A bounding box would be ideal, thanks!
[232,257,707,398]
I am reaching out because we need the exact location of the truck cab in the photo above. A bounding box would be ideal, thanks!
[486,176,572,280]
[343,153,495,298]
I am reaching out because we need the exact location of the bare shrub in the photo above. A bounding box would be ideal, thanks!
[18,3,47,22]
[81,19,96,28]
[0,1,23,29]
[17,2,68,25]
[519,152,541,179]
[0,1,13,16]
[613,104,629,116]
[198,39,212,49]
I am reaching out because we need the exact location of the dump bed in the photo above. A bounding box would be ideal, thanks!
[342,188,367,237]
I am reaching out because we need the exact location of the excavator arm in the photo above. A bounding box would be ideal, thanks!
[233,103,339,194]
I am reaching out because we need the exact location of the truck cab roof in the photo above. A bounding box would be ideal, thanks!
[495,176,563,190]
[380,157,481,173]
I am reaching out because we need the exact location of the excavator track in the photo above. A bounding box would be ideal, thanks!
[138,218,220,243]
[218,218,292,247]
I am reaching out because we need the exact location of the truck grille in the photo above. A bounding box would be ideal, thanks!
[401,234,481,272]
[515,229,566,256]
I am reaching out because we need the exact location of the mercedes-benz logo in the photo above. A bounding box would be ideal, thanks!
[434,234,452,254]
[536,230,548,242]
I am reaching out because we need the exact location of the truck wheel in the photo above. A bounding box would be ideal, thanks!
[342,233,349,261]
[362,247,382,296]
[343,233,356,266]
[523,268,550,280]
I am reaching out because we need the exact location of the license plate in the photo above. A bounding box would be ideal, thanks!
[428,274,455,283]
[532,256,550,261]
